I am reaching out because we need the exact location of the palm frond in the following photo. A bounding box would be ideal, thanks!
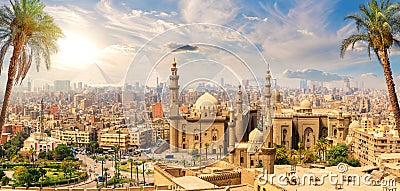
[340,34,369,58]
[0,40,11,74]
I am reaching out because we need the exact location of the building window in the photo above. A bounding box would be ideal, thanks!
[212,136,217,141]
[240,157,244,163]
[195,135,199,141]
[250,160,254,166]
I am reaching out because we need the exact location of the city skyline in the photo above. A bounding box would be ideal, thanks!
[0,0,399,89]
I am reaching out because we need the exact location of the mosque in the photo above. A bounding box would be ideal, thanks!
[167,59,276,173]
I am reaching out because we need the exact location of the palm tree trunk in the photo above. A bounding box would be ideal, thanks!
[379,50,400,131]
[130,161,132,181]
[0,43,21,133]
[136,165,139,185]
[142,162,145,185]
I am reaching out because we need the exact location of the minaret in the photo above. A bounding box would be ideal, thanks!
[169,59,179,153]
[264,67,272,141]
[228,106,235,152]
[228,106,235,163]
[235,84,244,142]
[261,66,276,174]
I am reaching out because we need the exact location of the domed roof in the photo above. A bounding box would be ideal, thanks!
[272,89,281,102]
[194,92,218,108]
[349,121,361,129]
[249,128,263,143]
[300,99,312,109]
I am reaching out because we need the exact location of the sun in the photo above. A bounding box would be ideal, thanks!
[55,31,98,68]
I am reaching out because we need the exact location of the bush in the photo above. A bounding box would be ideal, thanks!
[1,176,10,186]
[347,158,361,167]
[327,156,347,166]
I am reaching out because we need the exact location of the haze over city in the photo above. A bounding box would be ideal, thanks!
[0,0,398,89]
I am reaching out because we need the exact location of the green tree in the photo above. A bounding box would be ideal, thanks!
[1,176,10,186]
[0,0,64,132]
[303,149,317,164]
[44,130,51,137]
[13,166,40,187]
[53,144,73,161]
[327,143,348,161]
[327,156,348,167]
[275,146,289,165]
[340,0,400,129]
[5,145,19,160]
[0,170,5,180]
[88,141,99,154]
[347,158,361,167]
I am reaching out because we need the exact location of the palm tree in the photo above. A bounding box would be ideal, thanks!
[314,142,322,161]
[318,137,328,162]
[134,160,140,185]
[341,0,400,130]
[0,0,63,131]
[98,156,105,184]
[103,167,108,186]
[128,158,133,181]
[29,148,35,168]
[111,146,119,179]
[297,142,304,164]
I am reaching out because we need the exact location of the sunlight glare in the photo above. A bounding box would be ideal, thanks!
[55,32,98,68]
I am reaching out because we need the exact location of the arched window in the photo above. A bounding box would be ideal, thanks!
[195,135,199,141]
[334,129,338,138]
[282,129,288,145]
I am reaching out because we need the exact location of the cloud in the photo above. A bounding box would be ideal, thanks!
[127,9,143,17]
[242,14,268,22]
[179,0,239,24]
[282,69,346,82]
[104,45,137,55]
[361,73,377,78]
[167,43,199,52]
[296,29,314,36]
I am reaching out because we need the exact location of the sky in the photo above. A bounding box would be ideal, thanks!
[1,0,400,89]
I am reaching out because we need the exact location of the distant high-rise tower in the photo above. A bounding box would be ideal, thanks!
[300,79,307,89]
[54,80,70,92]
[78,82,83,92]
[169,59,179,153]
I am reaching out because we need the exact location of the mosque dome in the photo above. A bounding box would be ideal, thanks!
[249,128,263,143]
[194,92,218,109]
[349,121,361,129]
[300,99,312,109]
